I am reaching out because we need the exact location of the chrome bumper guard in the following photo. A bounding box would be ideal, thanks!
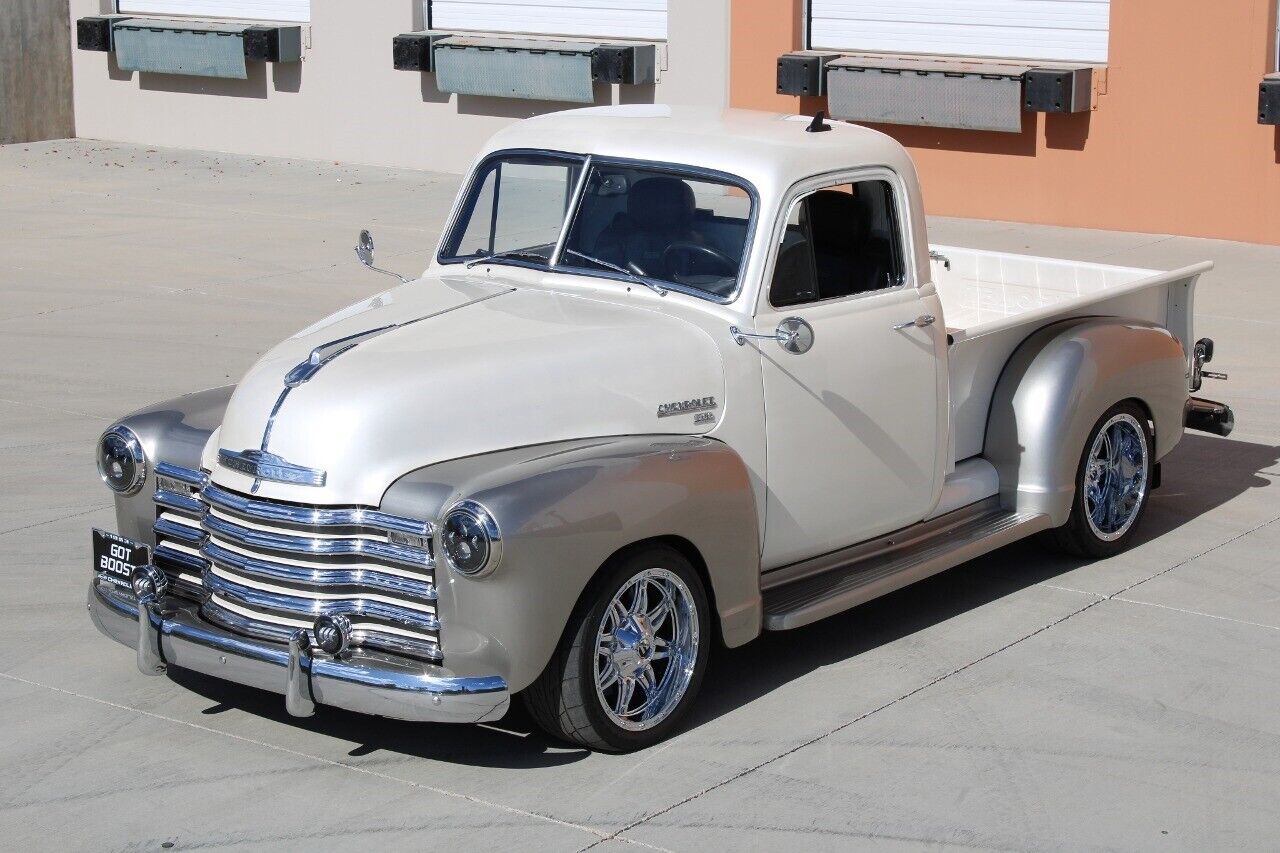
[88,579,510,724]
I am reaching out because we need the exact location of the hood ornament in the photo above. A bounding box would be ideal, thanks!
[218,449,327,487]
[285,325,396,388]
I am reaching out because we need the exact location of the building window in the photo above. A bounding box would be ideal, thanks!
[807,0,1109,64]
[427,0,667,41]
[115,1,310,23]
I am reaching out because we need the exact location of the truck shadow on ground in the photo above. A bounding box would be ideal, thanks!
[169,433,1277,767]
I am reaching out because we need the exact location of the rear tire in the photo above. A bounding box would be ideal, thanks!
[523,545,710,752]
[1050,401,1154,558]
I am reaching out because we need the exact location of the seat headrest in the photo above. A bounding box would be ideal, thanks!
[808,189,872,249]
[628,177,696,231]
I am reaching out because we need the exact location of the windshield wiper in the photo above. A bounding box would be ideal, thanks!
[562,248,667,296]
[465,249,550,269]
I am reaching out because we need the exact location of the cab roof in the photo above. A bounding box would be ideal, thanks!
[477,105,920,198]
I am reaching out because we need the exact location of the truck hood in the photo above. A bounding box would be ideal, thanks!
[203,274,725,506]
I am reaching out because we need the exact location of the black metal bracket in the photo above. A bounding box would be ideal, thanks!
[393,31,452,72]
[1024,67,1093,113]
[777,52,839,96]
[1260,76,1280,125]
[77,15,130,52]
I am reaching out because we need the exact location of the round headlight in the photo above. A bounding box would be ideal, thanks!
[440,500,501,577]
[97,426,147,495]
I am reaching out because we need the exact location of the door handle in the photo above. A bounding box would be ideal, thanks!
[892,314,935,331]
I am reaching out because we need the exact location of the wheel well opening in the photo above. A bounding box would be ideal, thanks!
[602,535,722,644]
[1119,396,1157,442]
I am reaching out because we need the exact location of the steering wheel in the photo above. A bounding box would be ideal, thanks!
[663,242,738,278]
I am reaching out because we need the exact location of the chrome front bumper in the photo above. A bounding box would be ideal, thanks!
[88,579,510,724]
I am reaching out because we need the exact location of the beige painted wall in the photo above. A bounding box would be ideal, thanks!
[70,0,729,173]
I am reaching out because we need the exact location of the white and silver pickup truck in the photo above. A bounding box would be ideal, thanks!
[89,106,1234,752]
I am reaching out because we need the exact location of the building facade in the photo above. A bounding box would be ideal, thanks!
[66,1,1280,243]
[70,0,730,174]
[731,0,1280,244]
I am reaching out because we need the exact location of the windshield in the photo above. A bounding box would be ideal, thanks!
[439,152,755,300]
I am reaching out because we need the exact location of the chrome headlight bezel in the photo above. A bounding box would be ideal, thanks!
[96,425,147,496]
[439,499,502,578]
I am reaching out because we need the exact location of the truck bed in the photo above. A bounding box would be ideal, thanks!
[932,244,1212,463]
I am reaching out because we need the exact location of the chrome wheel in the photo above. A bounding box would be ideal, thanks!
[593,568,699,732]
[1083,413,1149,541]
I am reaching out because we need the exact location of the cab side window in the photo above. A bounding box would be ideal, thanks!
[769,180,904,308]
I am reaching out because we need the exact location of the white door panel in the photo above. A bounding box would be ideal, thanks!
[809,0,1110,63]
[759,287,942,569]
[430,0,667,40]
[117,1,310,22]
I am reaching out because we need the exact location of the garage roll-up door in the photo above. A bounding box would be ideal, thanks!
[430,0,667,41]
[809,0,1109,64]
[116,1,310,23]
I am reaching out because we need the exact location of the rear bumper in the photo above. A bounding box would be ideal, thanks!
[87,578,510,724]
[1185,397,1235,437]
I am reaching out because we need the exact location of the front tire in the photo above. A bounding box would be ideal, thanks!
[523,545,710,752]
[1050,401,1154,558]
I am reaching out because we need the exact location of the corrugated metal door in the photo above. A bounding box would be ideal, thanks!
[116,2,310,23]
[429,0,667,41]
[809,0,1109,63]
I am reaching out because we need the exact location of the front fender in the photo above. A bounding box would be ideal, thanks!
[105,386,235,543]
[984,319,1187,525]
[380,436,762,693]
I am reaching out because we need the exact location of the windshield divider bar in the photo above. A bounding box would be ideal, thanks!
[487,162,501,257]
[550,155,592,269]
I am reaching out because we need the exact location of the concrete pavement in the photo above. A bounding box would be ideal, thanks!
[1,139,1277,851]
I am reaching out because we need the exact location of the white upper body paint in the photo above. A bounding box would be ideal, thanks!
[204,105,1203,566]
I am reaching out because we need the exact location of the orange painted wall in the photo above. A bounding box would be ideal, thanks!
[730,0,1280,244]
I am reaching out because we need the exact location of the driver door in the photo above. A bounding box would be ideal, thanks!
[755,176,945,569]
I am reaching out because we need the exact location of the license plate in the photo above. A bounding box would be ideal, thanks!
[92,528,151,589]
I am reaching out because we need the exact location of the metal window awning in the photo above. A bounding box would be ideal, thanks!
[76,16,301,79]
[827,56,1030,133]
[777,51,1096,132]
[394,33,656,103]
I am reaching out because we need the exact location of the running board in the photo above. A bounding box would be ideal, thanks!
[762,509,1051,631]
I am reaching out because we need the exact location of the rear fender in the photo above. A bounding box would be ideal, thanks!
[984,319,1186,525]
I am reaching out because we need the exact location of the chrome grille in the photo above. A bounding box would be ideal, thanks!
[150,463,441,662]
[152,462,211,601]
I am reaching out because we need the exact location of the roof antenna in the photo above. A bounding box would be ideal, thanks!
[806,110,832,133]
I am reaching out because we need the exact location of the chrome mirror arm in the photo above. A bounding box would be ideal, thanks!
[730,325,788,346]
[354,229,413,284]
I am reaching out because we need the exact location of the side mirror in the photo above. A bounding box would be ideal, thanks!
[776,317,815,354]
[353,228,412,284]
[729,316,814,354]
[355,229,375,268]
